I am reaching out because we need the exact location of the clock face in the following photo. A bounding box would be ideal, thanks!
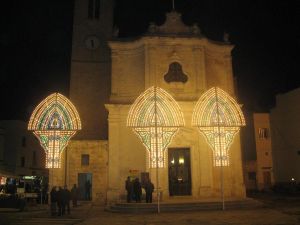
[85,36,100,50]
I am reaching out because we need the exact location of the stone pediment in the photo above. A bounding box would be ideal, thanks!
[147,10,202,37]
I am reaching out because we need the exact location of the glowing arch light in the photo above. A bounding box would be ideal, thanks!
[127,87,185,168]
[28,93,81,168]
[192,87,245,166]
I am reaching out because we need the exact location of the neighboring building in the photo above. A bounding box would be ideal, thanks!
[242,113,274,191]
[0,120,47,181]
[270,88,300,183]
[52,0,246,204]
[253,113,274,190]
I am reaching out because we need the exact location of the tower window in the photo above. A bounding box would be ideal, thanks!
[258,128,269,139]
[95,0,100,19]
[88,0,94,19]
[88,0,101,20]
[81,154,90,166]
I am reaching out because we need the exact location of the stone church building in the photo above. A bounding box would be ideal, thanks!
[53,0,246,204]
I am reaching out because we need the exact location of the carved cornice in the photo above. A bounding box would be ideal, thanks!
[146,10,203,37]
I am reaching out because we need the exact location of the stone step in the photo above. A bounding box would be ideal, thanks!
[10,218,83,225]
[107,199,264,213]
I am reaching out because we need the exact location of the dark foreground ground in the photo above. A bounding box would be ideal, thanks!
[1,193,300,225]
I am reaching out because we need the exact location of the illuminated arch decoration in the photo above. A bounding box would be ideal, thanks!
[127,86,185,168]
[192,87,245,166]
[28,93,81,168]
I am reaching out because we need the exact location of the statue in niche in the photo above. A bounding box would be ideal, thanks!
[164,62,188,83]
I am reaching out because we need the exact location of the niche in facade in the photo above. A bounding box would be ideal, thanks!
[164,62,188,83]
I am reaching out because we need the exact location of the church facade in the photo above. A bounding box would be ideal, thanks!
[53,0,246,204]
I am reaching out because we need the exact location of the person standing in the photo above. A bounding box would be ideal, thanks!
[133,178,142,203]
[50,186,57,216]
[125,177,133,203]
[71,184,79,207]
[63,186,71,215]
[57,187,63,216]
[145,179,154,203]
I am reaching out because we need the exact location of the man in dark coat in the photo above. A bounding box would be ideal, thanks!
[125,177,133,203]
[50,186,57,216]
[145,179,154,203]
[57,187,63,216]
[63,186,71,215]
[133,178,142,203]
[71,184,79,207]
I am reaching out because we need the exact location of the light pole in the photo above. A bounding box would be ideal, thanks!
[192,87,246,211]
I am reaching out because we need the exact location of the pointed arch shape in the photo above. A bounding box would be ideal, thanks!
[28,93,81,168]
[192,87,245,127]
[192,87,245,166]
[127,86,185,168]
[127,86,185,128]
[28,93,81,131]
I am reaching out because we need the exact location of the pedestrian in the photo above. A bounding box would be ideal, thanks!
[50,186,57,216]
[133,178,142,203]
[145,179,154,203]
[71,184,79,207]
[85,180,91,200]
[57,187,63,216]
[63,186,71,214]
[125,177,133,203]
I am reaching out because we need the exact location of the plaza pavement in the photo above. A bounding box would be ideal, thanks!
[1,199,300,225]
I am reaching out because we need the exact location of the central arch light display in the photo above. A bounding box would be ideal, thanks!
[127,86,185,168]
[192,87,245,166]
[28,93,81,168]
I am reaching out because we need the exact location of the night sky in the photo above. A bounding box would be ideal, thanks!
[1,0,299,121]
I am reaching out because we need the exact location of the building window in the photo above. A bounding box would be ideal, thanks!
[21,157,25,167]
[95,0,100,19]
[81,154,90,166]
[88,0,94,19]
[265,152,269,156]
[32,151,37,166]
[88,0,101,19]
[258,128,269,139]
[248,172,256,180]
[22,136,26,147]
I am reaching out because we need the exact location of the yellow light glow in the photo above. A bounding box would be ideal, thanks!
[192,87,245,167]
[28,93,81,168]
[171,158,175,164]
[179,157,184,164]
[127,86,185,168]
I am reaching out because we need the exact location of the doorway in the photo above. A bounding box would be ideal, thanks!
[168,148,191,196]
[78,173,92,200]
[263,171,272,189]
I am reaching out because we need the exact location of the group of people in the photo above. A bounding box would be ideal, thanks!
[50,184,79,216]
[125,177,154,203]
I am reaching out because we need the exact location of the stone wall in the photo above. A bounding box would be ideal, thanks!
[52,140,108,204]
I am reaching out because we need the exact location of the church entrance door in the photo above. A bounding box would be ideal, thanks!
[168,148,191,196]
[78,173,92,200]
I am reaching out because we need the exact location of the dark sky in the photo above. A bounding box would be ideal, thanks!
[1,0,299,121]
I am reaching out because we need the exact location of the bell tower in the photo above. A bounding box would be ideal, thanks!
[70,0,114,139]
